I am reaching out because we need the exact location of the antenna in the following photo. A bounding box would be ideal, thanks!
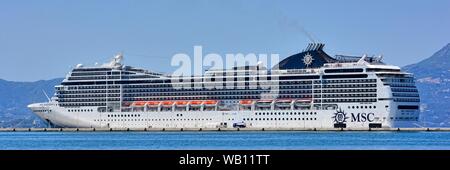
[42,90,51,102]
[257,61,264,67]
[375,55,383,62]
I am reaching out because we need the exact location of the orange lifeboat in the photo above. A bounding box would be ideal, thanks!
[161,101,174,107]
[175,101,189,106]
[146,101,160,107]
[132,101,147,107]
[189,100,203,106]
[239,100,253,105]
[204,100,218,105]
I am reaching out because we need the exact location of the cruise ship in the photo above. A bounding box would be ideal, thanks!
[28,43,420,129]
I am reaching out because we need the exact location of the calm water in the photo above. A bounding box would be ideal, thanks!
[0,131,449,150]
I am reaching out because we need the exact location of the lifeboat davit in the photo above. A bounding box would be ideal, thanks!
[275,99,292,107]
[255,100,273,107]
[239,100,253,105]
[295,98,312,106]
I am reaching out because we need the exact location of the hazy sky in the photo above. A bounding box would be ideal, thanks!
[1,0,449,81]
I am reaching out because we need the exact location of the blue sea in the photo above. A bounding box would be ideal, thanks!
[0,131,449,150]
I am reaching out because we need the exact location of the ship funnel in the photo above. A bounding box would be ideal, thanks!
[305,43,325,51]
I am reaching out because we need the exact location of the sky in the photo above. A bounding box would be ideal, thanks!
[1,0,449,81]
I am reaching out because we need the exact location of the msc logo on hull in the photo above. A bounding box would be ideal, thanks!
[333,109,375,123]
[332,108,349,123]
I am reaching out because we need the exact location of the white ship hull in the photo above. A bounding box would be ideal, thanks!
[28,102,419,128]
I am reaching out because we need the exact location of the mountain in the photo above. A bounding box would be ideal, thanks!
[403,43,450,78]
[403,43,450,127]
[0,78,63,128]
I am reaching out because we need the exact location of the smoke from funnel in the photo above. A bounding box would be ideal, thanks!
[278,15,319,43]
